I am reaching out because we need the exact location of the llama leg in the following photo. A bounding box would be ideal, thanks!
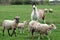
[31,17,33,21]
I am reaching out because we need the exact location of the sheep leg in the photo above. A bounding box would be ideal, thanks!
[2,27,6,36]
[22,28,24,33]
[11,29,16,37]
[14,30,16,36]
[11,30,16,36]
[33,32,36,37]
[41,34,44,40]
[42,17,46,23]
[20,28,23,34]
[32,30,35,40]
[47,35,50,40]
[2,28,5,36]
[8,29,11,36]
[38,34,40,40]
[11,31,13,36]
[32,29,34,36]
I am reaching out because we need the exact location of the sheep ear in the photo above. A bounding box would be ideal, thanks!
[51,24,55,27]
[44,9,48,13]
[51,24,54,27]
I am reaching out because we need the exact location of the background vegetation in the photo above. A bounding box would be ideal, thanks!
[0,0,49,5]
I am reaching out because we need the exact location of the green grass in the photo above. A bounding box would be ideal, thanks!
[0,5,60,40]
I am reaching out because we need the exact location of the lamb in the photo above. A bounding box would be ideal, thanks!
[17,21,27,34]
[28,20,56,40]
[31,3,48,23]
[36,23,56,40]
[2,16,20,37]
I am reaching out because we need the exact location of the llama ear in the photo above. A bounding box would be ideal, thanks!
[32,2,36,6]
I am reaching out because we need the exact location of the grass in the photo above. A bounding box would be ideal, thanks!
[0,5,60,40]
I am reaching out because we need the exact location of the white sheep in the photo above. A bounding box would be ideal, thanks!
[28,20,56,40]
[28,20,40,37]
[17,21,27,34]
[2,16,20,37]
[38,9,48,23]
[31,4,48,23]
[36,23,56,40]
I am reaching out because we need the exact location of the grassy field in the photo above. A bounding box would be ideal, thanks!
[0,5,60,40]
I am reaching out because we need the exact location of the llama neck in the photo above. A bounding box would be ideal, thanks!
[33,8,37,15]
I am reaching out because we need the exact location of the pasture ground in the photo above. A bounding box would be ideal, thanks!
[0,5,60,40]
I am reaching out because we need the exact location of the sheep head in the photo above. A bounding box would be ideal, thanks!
[14,16,20,24]
[50,24,56,30]
[24,21,28,26]
[49,9,53,13]
[44,8,48,13]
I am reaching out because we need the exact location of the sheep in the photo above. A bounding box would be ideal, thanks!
[31,3,48,23]
[2,16,20,37]
[38,8,48,23]
[28,20,40,36]
[28,20,56,40]
[17,21,27,34]
[36,23,56,40]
